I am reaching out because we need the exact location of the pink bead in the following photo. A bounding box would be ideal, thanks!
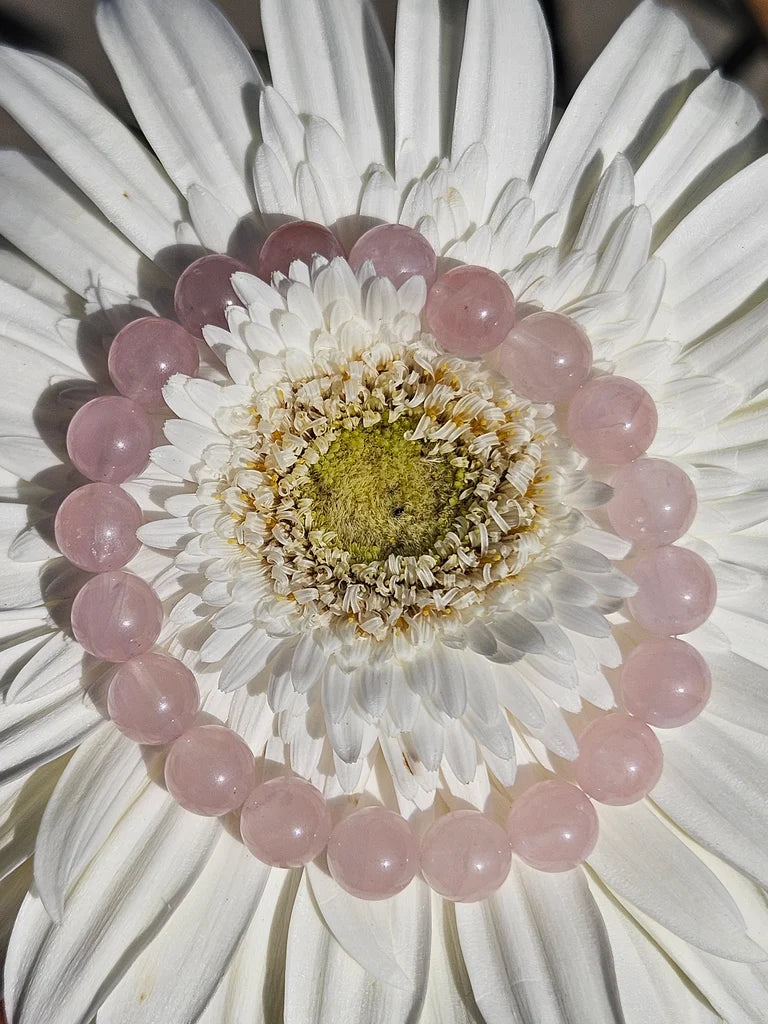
[425,265,517,357]
[608,458,697,548]
[420,810,511,902]
[66,397,152,483]
[55,483,142,572]
[493,312,592,402]
[258,220,345,281]
[174,254,250,339]
[348,223,437,288]
[240,777,332,867]
[567,376,658,464]
[108,317,199,409]
[628,545,717,635]
[327,806,418,900]
[108,652,200,744]
[621,638,711,727]
[575,712,663,805]
[165,724,255,816]
[506,780,599,872]
[70,570,163,662]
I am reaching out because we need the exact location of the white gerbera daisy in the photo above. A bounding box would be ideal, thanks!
[0,1,767,1022]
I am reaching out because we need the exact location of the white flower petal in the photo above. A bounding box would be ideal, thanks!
[6,631,86,704]
[218,629,284,692]
[394,0,447,176]
[0,756,64,884]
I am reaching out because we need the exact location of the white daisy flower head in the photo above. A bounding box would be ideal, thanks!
[0,0,767,1022]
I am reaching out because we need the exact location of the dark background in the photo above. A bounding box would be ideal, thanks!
[0,0,764,152]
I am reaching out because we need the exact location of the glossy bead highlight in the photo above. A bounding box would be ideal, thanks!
[108,652,200,744]
[165,724,255,816]
[54,483,142,572]
[628,545,717,635]
[240,777,332,867]
[174,253,250,339]
[108,317,199,408]
[348,223,437,288]
[506,780,599,872]
[494,312,592,402]
[327,806,418,900]
[567,376,657,464]
[621,638,711,727]
[575,712,663,805]
[66,397,152,483]
[425,264,517,357]
[259,220,345,280]
[420,810,511,902]
[70,570,163,662]
[608,458,697,548]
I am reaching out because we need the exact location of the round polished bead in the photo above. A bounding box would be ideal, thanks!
[54,483,142,572]
[506,780,599,872]
[108,652,200,744]
[259,220,345,281]
[240,776,332,868]
[608,458,697,548]
[494,312,592,402]
[174,254,250,339]
[108,317,199,408]
[165,724,255,816]
[66,397,152,483]
[70,570,163,662]
[327,806,418,900]
[348,223,437,288]
[420,810,511,902]
[567,376,658,464]
[575,712,663,805]
[425,264,517,357]
[621,638,711,727]
[628,545,717,635]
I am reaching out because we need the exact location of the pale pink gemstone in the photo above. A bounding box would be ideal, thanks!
[348,223,437,288]
[240,776,332,867]
[55,483,142,572]
[608,458,697,548]
[621,638,712,727]
[174,254,250,339]
[575,712,663,805]
[628,545,717,635]
[108,652,200,744]
[425,265,517,357]
[165,724,255,816]
[258,220,345,281]
[420,810,511,902]
[567,376,658,464]
[494,312,592,402]
[70,570,163,662]
[66,396,152,483]
[108,316,199,408]
[506,780,599,872]
[327,806,418,900]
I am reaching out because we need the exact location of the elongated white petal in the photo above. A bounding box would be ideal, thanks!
[0,756,64,883]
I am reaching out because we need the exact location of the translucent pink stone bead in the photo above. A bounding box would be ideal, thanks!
[108,316,199,408]
[165,724,255,816]
[420,810,511,902]
[240,777,332,868]
[258,220,345,281]
[506,780,599,872]
[108,652,200,744]
[425,265,517,358]
[66,396,152,483]
[174,253,250,339]
[628,545,717,635]
[348,223,437,288]
[608,458,697,548]
[54,483,142,572]
[621,638,711,727]
[70,570,163,662]
[327,806,418,900]
[567,376,658,464]
[494,312,592,402]
[575,712,663,805]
